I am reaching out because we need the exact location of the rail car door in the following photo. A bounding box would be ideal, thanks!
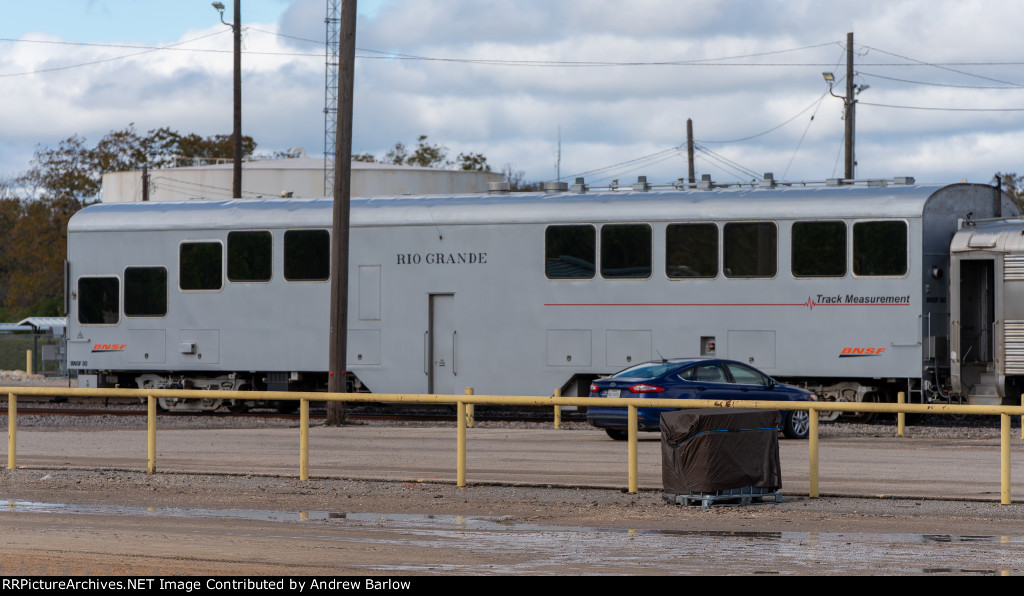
[952,257,997,402]
[427,293,458,395]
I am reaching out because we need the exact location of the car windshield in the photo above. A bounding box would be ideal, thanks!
[610,361,685,379]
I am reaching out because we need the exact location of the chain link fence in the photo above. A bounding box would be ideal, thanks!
[0,332,67,377]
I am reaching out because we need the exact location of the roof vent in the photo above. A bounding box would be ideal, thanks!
[697,174,713,190]
[893,176,915,185]
[543,181,569,192]
[632,176,650,192]
[758,172,776,188]
[570,177,587,194]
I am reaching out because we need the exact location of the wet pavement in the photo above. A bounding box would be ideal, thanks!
[3,499,1023,575]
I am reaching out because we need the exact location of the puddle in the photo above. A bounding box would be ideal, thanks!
[4,500,1024,574]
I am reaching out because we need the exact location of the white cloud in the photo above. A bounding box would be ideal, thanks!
[4,0,1024,188]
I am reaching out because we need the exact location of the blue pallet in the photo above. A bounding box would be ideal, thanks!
[663,485,781,507]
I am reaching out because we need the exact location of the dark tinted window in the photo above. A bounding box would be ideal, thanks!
[666,223,718,278]
[545,225,595,279]
[724,222,777,278]
[78,277,119,325]
[601,224,651,279]
[724,362,768,385]
[179,241,223,290]
[284,229,330,281]
[853,221,907,276]
[682,363,727,383]
[228,231,272,282]
[792,221,846,277]
[124,267,167,317]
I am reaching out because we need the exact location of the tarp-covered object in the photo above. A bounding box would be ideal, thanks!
[661,408,782,494]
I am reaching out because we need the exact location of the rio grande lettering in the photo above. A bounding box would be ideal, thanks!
[397,252,487,265]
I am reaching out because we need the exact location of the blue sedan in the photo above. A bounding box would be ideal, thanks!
[586,358,815,440]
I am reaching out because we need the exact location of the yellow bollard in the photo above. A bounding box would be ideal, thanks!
[25,350,32,376]
[147,395,156,475]
[897,391,905,437]
[1020,394,1023,440]
[300,398,309,481]
[8,393,16,470]
[554,388,561,430]
[809,408,819,498]
[627,405,638,494]
[465,388,475,428]
[457,400,467,487]
[1002,413,1011,505]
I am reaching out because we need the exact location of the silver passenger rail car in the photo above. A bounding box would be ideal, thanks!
[951,217,1024,405]
[64,176,1017,413]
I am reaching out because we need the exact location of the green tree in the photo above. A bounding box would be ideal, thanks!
[360,136,492,171]
[995,172,1024,213]
[2,124,258,318]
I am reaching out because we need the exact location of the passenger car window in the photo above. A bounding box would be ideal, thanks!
[853,221,907,276]
[792,221,846,277]
[666,223,718,278]
[179,241,223,291]
[545,225,595,279]
[601,224,651,279]
[724,222,777,278]
[228,231,272,282]
[725,362,768,385]
[284,229,330,281]
[124,267,167,317]
[690,364,726,383]
[78,276,120,325]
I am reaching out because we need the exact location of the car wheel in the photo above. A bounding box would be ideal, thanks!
[782,410,810,439]
[605,429,628,441]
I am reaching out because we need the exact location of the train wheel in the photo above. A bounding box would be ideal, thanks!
[605,429,628,441]
[848,392,879,424]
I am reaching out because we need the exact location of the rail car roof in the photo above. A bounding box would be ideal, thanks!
[951,218,1024,253]
[69,182,1009,232]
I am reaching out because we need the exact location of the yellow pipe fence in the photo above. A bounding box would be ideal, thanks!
[4,387,1024,504]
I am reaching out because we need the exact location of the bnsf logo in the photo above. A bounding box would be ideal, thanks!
[839,347,886,357]
[91,344,126,352]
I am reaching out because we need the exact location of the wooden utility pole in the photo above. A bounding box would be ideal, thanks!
[327,0,357,425]
[844,31,855,181]
[231,1,242,198]
[686,119,695,184]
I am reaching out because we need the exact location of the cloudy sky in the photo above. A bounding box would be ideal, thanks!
[4,0,1024,193]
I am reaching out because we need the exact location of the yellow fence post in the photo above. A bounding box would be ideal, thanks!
[25,350,32,376]
[554,388,561,430]
[147,395,156,475]
[1002,413,1011,505]
[465,388,475,428]
[457,399,467,487]
[628,405,638,494]
[8,393,16,470]
[897,391,905,437]
[300,398,309,481]
[809,407,819,498]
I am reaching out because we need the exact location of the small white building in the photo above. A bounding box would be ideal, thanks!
[100,157,504,202]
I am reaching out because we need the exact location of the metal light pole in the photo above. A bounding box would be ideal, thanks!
[212,1,242,198]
